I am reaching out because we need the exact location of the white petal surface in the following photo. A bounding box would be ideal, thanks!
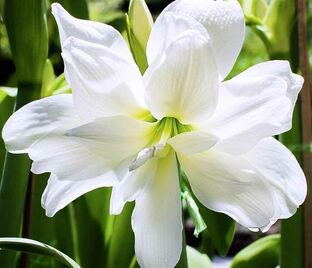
[42,173,115,217]
[161,0,245,80]
[2,94,80,153]
[51,3,133,63]
[146,11,208,65]
[168,131,217,155]
[110,157,158,215]
[179,138,306,230]
[179,150,276,229]
[62,37,146,120]
[66,115,156,160]
[203,61,303,154]
[29,115,154,181]
[144,31,218,124]
[244,137,306,227]
[132,150,182,268]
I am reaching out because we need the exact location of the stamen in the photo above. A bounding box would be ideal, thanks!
[129,144,164,171]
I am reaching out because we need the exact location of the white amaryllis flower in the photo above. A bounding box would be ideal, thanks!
[2,0,307,267]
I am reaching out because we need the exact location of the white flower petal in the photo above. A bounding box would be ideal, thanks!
[180,138,306,231]
[2,94,80,153]
[110,157,158,215]
[204,61,303,154]
[168,131,217,155]
[66,115,156,160]
[244,138,306,221]
[144,30,218,124]
[159,0,245,80]
[146,11,208,65]
[29,115,154,181]
[179,150,277,229]
[51,3,133,63]
[132,150,183,268]
[62,37,146,120]
[42,173,115,217]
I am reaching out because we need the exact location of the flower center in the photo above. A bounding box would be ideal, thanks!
[129,116,192,171]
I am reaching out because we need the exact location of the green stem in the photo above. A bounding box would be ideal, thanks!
[279,101,304,268]
[175,160,188,268]
[0,84,41,266]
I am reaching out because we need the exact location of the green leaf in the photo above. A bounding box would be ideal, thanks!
[74,188,113,268]
[41,59,56,98]
[29,173,77,268]
[4,0,48,83]
[55,0,89,20]
[106,203,135,268]
[0,88,15,178]
[231,234,280,268]
[187,246,212,268]
[51,73,72,95]
[0,0,48,266]
[181,173,235,255]
[0,237,80,268]
[199,206,236,256]
[279,105,304,268]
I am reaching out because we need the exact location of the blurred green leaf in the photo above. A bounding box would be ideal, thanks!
[0,0,48,266]
[41,59,55,98]
[74,188,113,268]
[263,0,296,57]
[0,237,80,268]
[29,174,77,268]
[239,0,268,23]
[231,234,280,268]
[4,0,48,83]
[53,0,89,19]
[187,246,212,268]
[106,203,134,268]
[198,206,236,256]
[0,87,15,179]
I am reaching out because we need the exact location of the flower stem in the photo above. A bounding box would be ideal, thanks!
[176,159,188,268]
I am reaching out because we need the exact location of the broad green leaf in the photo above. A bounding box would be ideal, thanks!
[29,173,77,268]
[187,246,212,268]
[106,203,135,268]
[0,237,80,268]
[183,175,235,256]
[231,234,280,268]
[0,87,15,178]
[74,188,113,268]
[279,105,304,268]
[53,0,89,19]
[197,203,235,256]
[4,0,48,83]
[0,0,48,266]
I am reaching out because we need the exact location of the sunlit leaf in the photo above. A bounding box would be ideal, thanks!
[231,234,280,268]
[187,246,212,268]
[0,237,80,268]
